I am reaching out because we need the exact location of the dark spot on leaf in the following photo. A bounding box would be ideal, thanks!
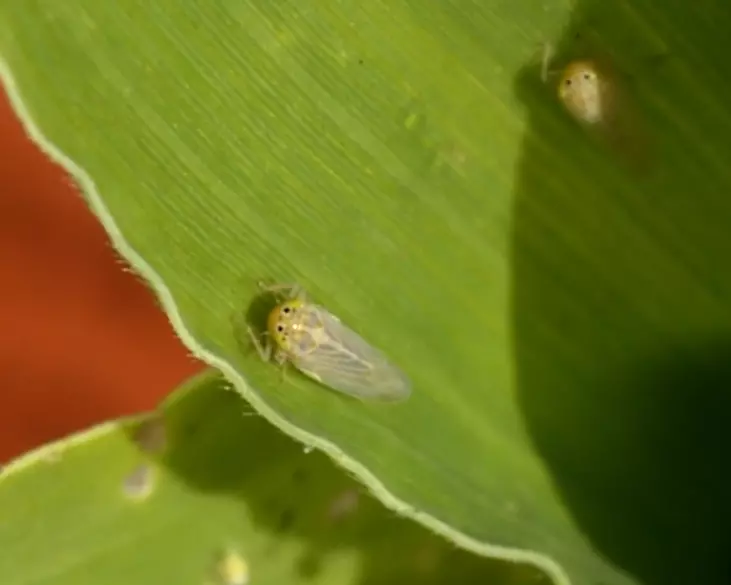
[277,508,296,532]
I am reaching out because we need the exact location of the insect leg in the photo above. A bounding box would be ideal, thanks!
[258,281,307,301]
[247,326,272,362]
[273,351,291,384]
[540,41,557,83]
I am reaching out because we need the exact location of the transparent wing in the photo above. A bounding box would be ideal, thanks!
[292,306,411,402]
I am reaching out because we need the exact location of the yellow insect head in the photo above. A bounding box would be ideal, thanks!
[557,59,603,125]
[267,298,305,345]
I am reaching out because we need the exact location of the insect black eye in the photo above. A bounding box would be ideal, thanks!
[565,79,572,86]
[277,325,283,332]
[283,307,290,313]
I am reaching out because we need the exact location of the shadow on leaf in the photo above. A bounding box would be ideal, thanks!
[129,372,548,585]
[513,0,731,584]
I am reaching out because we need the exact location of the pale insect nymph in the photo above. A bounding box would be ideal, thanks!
[540,42,617,127]
[558,58,614,126]
[247,281,411,402]
[541,41,651,173]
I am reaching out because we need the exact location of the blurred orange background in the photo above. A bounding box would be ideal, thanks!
[0,89,204,463]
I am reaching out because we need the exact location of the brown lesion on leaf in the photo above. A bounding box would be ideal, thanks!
[131,413,168,456]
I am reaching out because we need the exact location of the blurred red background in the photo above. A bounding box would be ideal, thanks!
[0,89,204,463]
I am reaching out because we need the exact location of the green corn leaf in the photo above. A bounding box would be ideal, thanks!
[0,370,546,585]
[1,2,730,585]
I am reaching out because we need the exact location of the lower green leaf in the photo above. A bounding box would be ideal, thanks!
[2,1,731,585]
[0,370,545,585]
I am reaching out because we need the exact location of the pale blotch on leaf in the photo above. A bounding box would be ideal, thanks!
[208,548,249,585]
[132,414,167,455]
[327,488,360,521]
[122,463,156,501]
[404,111,420,130]
[434,141,468,175]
